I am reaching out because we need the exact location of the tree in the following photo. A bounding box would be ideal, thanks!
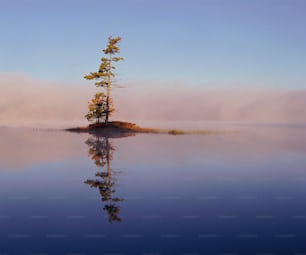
[85,92,111,124]
[84,36,124,124]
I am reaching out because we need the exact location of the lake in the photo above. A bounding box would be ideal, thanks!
[1,123,306,254]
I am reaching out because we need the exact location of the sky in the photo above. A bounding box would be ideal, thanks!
[1,0,306,125]
[1,0,306,88]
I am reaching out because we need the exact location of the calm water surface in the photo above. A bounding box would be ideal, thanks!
[0,124,306,254]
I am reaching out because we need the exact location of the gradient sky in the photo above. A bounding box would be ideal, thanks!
[1,0,306,89]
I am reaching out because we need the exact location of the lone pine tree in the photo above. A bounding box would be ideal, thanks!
[84,36,124,124]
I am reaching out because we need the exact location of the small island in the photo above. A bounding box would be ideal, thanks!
[66,120,231,136]
[66,121,156,134]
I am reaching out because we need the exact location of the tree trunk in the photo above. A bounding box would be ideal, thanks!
[106,53,112,123]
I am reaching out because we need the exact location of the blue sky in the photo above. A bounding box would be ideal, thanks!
[1,0,306,89]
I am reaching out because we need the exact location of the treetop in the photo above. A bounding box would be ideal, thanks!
[103,36,122,55]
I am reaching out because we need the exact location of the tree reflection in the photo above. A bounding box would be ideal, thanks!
[84,132,131,223]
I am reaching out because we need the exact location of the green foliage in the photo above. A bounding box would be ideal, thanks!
[85,92,114,123]
[84,36,124,123]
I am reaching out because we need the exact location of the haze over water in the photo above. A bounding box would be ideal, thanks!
[1,122,306,254]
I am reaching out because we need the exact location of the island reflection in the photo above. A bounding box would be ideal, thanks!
[84,131,134,223]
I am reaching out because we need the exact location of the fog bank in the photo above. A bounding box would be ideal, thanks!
[1,73,306,126]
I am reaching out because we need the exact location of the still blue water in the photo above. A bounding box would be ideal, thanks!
[0,124,306,254]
